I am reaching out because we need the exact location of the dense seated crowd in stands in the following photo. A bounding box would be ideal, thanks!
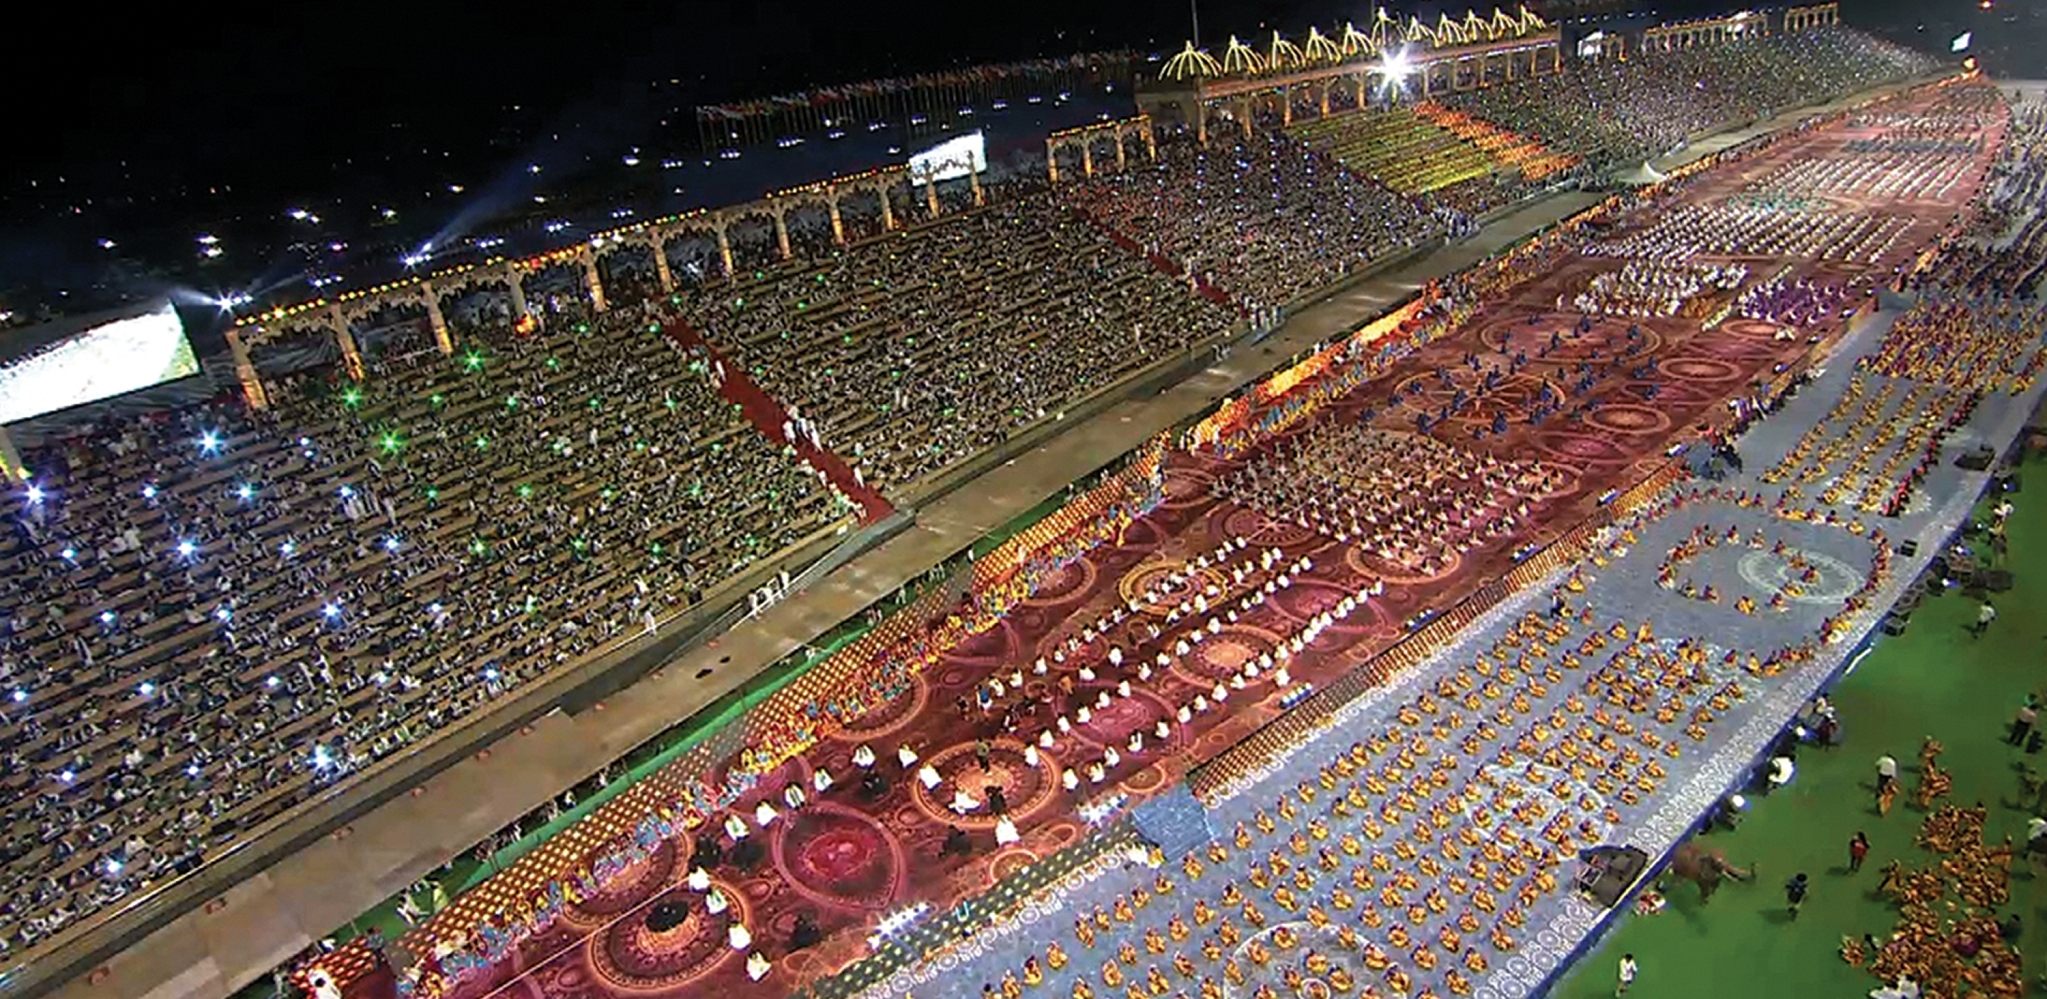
[1061,130,1439,313]
[682,194,1236,491]
[1444,29,1939,172]
[0,309,844,952]
[1285,106,1517,204]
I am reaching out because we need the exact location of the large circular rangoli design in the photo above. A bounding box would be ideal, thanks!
[770,802,909,912]
[586,877,747,994]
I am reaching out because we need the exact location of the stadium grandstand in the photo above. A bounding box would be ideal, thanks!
[15,7,2047,999]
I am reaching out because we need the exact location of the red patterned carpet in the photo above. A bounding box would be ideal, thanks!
[377,95,1991,999]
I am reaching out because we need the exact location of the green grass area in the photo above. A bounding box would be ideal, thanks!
[1553,453,2046,999]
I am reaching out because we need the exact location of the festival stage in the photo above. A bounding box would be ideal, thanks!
[365,85,2012,999]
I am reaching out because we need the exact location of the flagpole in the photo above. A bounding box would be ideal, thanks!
[1191,0,1202,47]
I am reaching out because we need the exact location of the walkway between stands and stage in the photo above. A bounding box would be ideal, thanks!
[51,78,1928,999]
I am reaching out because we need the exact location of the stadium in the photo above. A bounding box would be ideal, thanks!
[1,5,2043,999]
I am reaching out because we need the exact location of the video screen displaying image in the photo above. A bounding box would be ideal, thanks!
[908,131,987,185]
[0,301,200,424]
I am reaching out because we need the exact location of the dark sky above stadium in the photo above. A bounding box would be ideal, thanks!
[0,0,2014,312]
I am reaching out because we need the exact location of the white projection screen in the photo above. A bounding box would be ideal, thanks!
[0,301,200,424]
[908,131,987,185]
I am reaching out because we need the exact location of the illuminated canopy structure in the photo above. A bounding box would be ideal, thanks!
[1135,6,1562,142]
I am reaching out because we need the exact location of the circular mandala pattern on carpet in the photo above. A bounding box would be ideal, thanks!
[1536,430,1630,466]
[830,674,929,743]
[587,878,746,994]
[1587,403,1675,437]
[1626,378,1716,410]
[1721,317,1789,341]
[770,801,908,912]
[1343,541,1463,586]
[1662,357,1744,383]
[1737,548,1867,604]
[1218,503,1325,549]
[1066,685,1192,756]
[1392,368,1562,428]
[566,839,679,921]
[1516,462,1584,503]
[1117,559,1227,617]
[989,848,1040,881]
[906,738,1057,829]
[1021,555,1098,608]
[1161,467,1218,508]
[1268,579,1384,635]
[1172,623,1286,684]
[1485,316,1664,364]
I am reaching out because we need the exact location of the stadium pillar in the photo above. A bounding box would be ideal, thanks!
[715,222,736,277]
[1354,75,1366,110]
[923,171,940,219]
[0,427,22,484]
[1318,82,1330,117]
[772,209,793,261]
[1046,139,1060,184]
[225,330,269,411]
[968,164,984,206]
[878,185,896,231]
[1144,123,1157,163]
[1505,50,1516,81]
[580,252,608,313]
[827,194,846,245]
[1195,103,1208,145]
[505,267,531,329]
[651,237,675,292]
[1081,143,1094,178]
[421,284,454,354]
[330,306,365,381]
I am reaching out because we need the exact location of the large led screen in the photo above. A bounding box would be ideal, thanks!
[0,302,200,424]
[908,131,987,185]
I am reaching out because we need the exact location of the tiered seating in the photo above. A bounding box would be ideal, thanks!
[681,193,1236,491]
[1287,107,1496,195]
[0,311,838,952]
[1064,131,1438,310]
[1444,28,1940,172]
[1414,103,1579,182]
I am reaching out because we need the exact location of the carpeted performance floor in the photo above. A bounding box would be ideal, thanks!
[1552,455,2047,999]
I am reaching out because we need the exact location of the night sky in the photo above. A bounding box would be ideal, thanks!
[0,0,2012,318]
